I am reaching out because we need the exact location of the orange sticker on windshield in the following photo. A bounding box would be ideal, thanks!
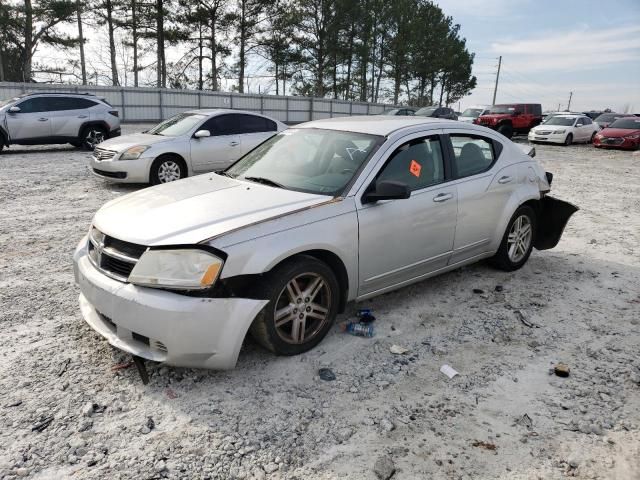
[409,160,421,177]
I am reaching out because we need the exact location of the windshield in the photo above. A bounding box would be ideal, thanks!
[147,113,206,136]
[225,128,383,196]
[608,118,640,129]
[595,114,622,123]
[543,117,576,126]
[461,108,485,118]
[414,107,437,116]
[488,105,516,114]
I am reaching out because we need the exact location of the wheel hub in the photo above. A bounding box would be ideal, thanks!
[507,215,532,263]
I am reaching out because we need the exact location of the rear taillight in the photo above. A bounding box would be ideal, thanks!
[108,110,119,117]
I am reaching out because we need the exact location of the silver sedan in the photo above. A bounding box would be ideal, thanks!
[73,116,578,369]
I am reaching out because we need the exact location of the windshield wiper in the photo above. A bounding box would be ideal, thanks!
[216,170,234,178]
[243,176,285,189]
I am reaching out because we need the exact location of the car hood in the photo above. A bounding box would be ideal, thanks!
[599,128,640,138]
[92,174,331,245]
[478,113,511,121]
[97,133,173,152]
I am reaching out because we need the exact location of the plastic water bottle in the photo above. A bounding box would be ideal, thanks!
[341,322,375,337]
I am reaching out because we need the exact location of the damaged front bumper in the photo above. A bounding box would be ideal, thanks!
[534,195,579,250]
[73,238,267,369]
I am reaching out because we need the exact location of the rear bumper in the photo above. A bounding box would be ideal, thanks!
[73,238,268,369]
[534,196,579,250]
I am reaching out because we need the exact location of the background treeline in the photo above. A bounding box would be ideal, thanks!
[0,0,476,106]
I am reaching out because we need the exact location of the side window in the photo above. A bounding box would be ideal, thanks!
[205,114,240,136]
[376,136,445,192]
[582,117,592,125]
[56,97,97,110]
[450,135,495,178]
[17,97,53,113]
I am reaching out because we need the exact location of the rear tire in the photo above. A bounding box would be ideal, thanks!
[249,255,340,356]
[491,205,536,271]
[150,155,186,185]
[564,133,573,146]
[497,124,513,139]
[81,126,107,150]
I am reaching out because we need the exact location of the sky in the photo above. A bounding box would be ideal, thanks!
[30,0,640,113]
[434,0,640,112]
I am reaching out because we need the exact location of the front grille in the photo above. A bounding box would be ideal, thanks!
[88,228,147,282]
[536,130,552,135]
[93,148,117,161]
[603,137,624,145]
[93,168,127,179]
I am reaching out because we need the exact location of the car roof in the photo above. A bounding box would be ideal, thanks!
[553,114,582,118]
[296,116,457,136]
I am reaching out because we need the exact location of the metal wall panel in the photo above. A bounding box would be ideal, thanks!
[0,82,398,124]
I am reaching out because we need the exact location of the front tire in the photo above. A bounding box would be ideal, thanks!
[81,126,106,150]
[249,255,340,356]
[564,133,573,146]
[150,155,186,185]
[491,205,536,271]
[589,132,596,144]
[497,124,513,139]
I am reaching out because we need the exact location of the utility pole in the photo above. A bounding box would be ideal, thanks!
[567,91,573,111]
[492,56,502,105]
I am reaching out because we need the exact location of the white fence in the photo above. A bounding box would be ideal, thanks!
[0,82,396,124]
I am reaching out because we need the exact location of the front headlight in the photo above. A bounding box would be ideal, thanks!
[120,145,150,160]
[554,129,566,134]
[625,133,640,140]
[128,249,224,290]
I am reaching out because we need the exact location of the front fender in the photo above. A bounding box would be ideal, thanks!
[534,196,579,250]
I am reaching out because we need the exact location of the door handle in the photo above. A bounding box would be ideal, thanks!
[38,118,48,122]
[229,141,239,147]
[78,115,88,119]
[498,175,513,184]
[433,193,453,203]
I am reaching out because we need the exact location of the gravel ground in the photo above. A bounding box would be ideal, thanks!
[0,125,639,480]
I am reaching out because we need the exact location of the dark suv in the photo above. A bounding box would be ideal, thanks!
[0,92,121,152]
[475,103,542,138]
[414,106,457,120]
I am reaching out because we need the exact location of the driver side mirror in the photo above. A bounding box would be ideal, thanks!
[576,123,583,127]
[8,106,21,113]
[362,180,411,204]
[194,129,210,138]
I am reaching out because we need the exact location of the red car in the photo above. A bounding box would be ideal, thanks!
[475,103,542,139]
[593,117,640,150]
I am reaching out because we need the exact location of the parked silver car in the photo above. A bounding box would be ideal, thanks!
[91,109,287,184]
[73,116,577,369]
[0,92,121,151]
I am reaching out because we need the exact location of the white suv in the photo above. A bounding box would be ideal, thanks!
[0,92,121,152]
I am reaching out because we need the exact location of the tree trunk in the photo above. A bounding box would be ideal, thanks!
[132,0,138,87]
[344,22,354,100]
[275,62,279,96]
[198,21,203,90]
[156,0,165,88]
[0,45,4,82]
[210,9,218,91]
[238,0,246,93]
[105,0,119,85]
[76,0,87,84]
[375,36,384,103]
[23,0,33,82]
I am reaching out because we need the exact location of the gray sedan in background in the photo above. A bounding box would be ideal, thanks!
[73,116,577,369]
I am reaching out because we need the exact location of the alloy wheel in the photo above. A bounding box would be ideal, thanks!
[273,272,332,345]
[157,160,182,183]
[85,129,105,149]
[507,215,532,263]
